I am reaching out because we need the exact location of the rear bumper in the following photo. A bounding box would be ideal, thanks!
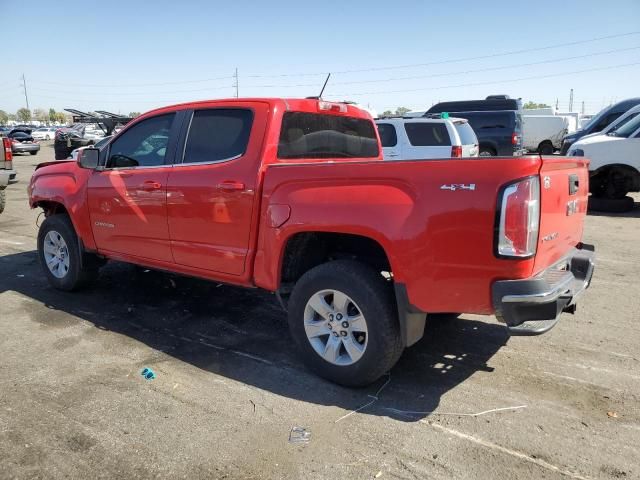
[12,143,40,153]
[492,244,595,335]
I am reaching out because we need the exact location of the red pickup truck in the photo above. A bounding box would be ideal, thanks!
[28,98,595,386]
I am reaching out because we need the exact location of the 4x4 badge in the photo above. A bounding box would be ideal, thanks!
[543,176,551,189]
[440,184,476,191]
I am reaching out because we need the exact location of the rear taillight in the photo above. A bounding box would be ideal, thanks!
[2,138,12,161]
[451,145,462,157]
[496,176,540,258]
[511,133,519,145]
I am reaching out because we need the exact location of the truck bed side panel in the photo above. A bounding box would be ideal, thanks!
[254,157,542,314]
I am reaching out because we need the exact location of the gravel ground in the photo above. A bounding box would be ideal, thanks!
[1,143,639,479]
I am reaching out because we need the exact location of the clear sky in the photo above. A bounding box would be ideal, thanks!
[0,0,639,117]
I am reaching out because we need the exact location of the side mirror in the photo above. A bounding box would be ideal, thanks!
[78,147,99,169]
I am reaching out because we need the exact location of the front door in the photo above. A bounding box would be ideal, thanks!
[88,113,178,263]
[166,103,268,275]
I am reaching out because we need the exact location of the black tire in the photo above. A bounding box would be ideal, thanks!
[30,151,37,155]
[0,189,5,214]
[479,147,496,157]
[287,260,403,387]
[538,141,554,155]
[588,195,635,213]
[37,214,99,291]
[590,169,629,199]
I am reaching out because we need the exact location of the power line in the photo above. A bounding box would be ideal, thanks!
[21,74,29,110]
[244,30,640,77]
[18,30,640,90]
[239,45,640,89]
[324,61,640,97]
[29,74,234,89]
[28,84,234,96]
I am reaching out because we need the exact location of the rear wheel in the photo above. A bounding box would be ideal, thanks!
[591,169,629,200]
[0,190,5,214]
[287,260,403,387]
[479,147,496,157]
[30,151,37,156]
[37,214,99,291]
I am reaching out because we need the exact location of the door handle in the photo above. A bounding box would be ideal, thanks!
[140,181,162,191]
[217,181,246,192]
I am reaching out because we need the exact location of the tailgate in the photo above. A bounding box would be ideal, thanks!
[533,156,589,274]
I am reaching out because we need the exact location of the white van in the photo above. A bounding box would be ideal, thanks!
[522,115,569,154]
[375,116,479,160]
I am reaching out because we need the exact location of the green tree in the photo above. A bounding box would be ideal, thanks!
[49,108,57,123]
[33,108,48,123]
[0,110,8,125]
[128,112,141,118]
[54,112,67,124]
[382,110,393,116]
[523,101,550,110]
[8,113,16,121]
[16,108,31,122]
[395,107,411,116]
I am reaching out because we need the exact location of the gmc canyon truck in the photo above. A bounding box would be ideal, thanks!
[1,136,17,213]
[28,98,595,386]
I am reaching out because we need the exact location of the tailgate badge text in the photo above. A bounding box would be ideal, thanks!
[440,183,476,191]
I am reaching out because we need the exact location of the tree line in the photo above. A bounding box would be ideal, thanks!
[0,108,141,125]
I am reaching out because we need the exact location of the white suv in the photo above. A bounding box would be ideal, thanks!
[375,116,478,160]
[568,113,640,200]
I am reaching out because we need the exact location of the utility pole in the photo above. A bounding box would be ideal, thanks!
[555,98,559,110]
[21,73,30,110]
[581,101,585,115]
[233,68,239,98]
[568,88,574,113]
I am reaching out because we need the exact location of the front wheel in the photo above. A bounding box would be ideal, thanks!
[37,214,99,291]
[287,260,403,387]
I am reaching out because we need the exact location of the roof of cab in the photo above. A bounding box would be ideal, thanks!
[138,98,373,120]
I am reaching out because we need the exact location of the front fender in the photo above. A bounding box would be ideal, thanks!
[29,162,96,250]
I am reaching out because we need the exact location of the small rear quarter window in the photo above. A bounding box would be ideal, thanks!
[376,123,398,147]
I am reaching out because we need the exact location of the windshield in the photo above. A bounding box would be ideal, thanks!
[608,112,640,133]
[581,108,607,131]
[609,114,640,138]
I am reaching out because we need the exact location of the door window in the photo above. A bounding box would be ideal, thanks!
[182,109,253,164]
[107,113,175,168]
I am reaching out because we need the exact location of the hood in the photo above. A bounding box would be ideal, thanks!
[572,133,624,149]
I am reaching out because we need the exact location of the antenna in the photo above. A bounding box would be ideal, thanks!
[318,73,331,99]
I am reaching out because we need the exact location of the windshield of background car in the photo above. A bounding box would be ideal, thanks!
[278,112,379,159]
[609,112,640,133]
[610,114,640,138]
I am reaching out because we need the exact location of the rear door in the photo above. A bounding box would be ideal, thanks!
[533,157,590,274]
[402,121,451,159]
[166,102,268,275]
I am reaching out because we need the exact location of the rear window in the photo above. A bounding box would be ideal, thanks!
[376,123,397,147]
[278,112,379,159]
[454,122,478,145]
[404,122,451,146]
